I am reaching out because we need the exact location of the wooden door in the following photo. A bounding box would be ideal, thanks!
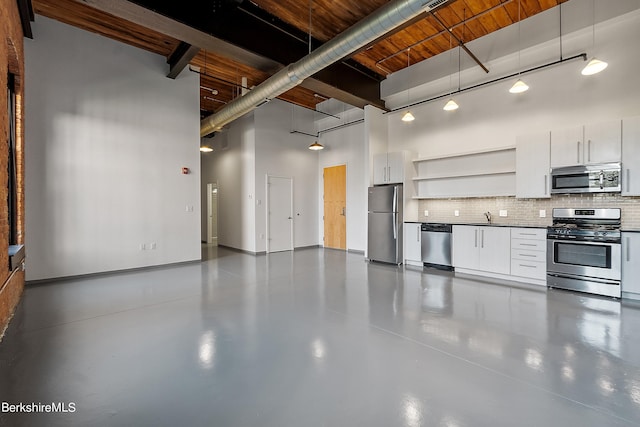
[324,165,346,250]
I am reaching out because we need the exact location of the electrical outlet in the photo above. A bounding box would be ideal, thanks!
[539,209,547,218]
[454,210,460,217]
[424,210,429,217]
[150,242,157,250]
[140,243,146,251]
[499,210,508,217]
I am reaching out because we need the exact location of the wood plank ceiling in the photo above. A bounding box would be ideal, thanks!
[31,0,566,119]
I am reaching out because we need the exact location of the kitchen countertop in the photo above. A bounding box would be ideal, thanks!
[404,221,547,229]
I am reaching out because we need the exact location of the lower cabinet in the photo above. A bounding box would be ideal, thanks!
[452,225,510,275]
[622,232,640,299]
[510,228,547,286]
[453,225,548,286]
[404,222,422,267]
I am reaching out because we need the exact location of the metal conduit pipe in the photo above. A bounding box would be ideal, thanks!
[200,0,453,137]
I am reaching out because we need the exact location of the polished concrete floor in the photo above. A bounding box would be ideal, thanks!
[1,246,640,426]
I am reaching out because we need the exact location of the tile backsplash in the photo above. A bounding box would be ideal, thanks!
[418,194,640,229]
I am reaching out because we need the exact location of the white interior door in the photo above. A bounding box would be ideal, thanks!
[267,176,293,253]
[207,183,218,245]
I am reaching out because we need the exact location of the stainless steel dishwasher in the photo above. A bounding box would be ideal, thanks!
[421,223,453,270]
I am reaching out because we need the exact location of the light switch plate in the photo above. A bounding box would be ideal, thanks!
[499,210,508,217]
[539,209,547,218]
[424,210,429,217]
[454,210,460,217]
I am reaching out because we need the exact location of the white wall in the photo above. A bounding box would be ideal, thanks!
[254,100,319,252]
[384,2,640,159]
[200,114,256,252]
[25,17,201,281]
[317,104,367,252]
[200,101,318,253]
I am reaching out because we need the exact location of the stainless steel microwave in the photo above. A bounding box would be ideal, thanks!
[550,162,621,194]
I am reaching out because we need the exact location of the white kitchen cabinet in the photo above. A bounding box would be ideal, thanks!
[550,120,621,167]
[479,227,511,275]
[373,152,405,185]
[510,228,547,285]
[404,222,422,267]
[622,116,640,196]
[584,120,622,163]
[452,225,510,275]
[516,132,550,198]
[550,126,583,167]
[452,225,480,270]
[622,232,640,299]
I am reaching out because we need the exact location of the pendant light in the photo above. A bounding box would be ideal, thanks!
[402,48,415,122]
[581,0,608,75]
[308,141,324,150]
[401,111,415,122]
[443,33,459,111]
[200,145,213,153]
[509,0,529,94]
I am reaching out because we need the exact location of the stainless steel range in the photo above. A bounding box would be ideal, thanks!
[547,208,621,298]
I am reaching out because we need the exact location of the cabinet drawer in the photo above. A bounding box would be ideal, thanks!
[511,228,546,240]
[511,238,546,251]
[511,248,546,263]
[511,260,547,280]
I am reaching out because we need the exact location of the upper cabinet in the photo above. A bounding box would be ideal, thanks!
[622,116,640,196]
[516,131,550,199]
[373,152,405,185]
[550,120,621,167]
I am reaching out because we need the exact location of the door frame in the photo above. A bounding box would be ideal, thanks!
[266,174,294,253]
[322,163,347,250]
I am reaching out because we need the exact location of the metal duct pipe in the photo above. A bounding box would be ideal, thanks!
[200,0,453,137]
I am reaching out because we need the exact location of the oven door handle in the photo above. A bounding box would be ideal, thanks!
[548,239,621,246]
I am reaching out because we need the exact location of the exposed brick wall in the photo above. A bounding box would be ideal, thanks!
[0,0,26,337]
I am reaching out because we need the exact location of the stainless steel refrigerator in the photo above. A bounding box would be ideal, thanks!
[367,184,403,264]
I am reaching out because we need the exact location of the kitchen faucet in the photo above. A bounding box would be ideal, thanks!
[484,211,492,224]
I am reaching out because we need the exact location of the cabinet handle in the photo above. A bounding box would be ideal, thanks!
[481,229,485,248]
[417,226,420,242]
[520,243,537,247]
[519,253,537,257]
[627,168,631,193]
[519,233,536,236]
[544,175,548,195]
[628,237,631,262]
[388,166,391,181]
[519,264,537,269]
[474,230,478,248]
[588,139,592,162]
[384,166,387,182]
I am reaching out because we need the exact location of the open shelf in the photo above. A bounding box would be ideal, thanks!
[412,146,516,163]
[411,146,516,199]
